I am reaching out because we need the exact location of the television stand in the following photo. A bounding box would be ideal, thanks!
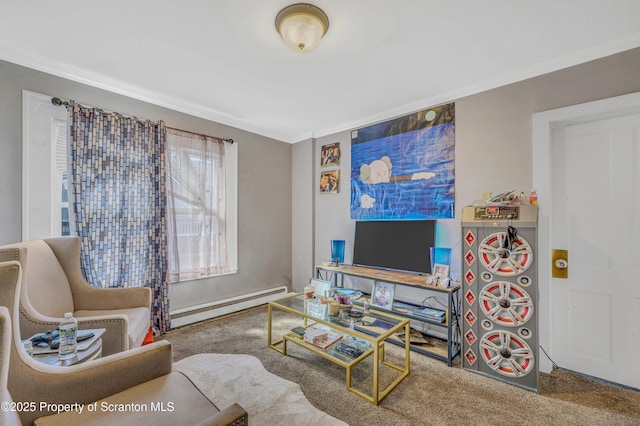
[316,264,461,366]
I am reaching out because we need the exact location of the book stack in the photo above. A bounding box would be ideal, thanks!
[303,326,343,349]
[290,326,305,339]
[413,306,446,322]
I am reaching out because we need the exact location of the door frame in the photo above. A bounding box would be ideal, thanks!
[533,91,640,374]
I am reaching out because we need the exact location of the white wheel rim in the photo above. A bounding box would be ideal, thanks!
[479,232,533,276]
[480,330,534,377]
[479,281,534,326]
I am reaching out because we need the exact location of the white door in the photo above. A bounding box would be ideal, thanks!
[549,112,640,389]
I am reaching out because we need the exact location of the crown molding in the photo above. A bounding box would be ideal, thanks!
[0,46,294,143]
[2,32,640,145]
[308,33,640,143]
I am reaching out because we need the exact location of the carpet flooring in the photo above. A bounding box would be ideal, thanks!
[163,306,640,426]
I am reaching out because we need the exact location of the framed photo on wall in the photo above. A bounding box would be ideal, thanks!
[371,282,395,309]
[320,170,340,193]
[321,142,340,167]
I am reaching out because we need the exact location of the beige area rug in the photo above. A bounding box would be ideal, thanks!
[173,353,347,426]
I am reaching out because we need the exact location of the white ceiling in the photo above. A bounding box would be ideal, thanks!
[2,1,640,143]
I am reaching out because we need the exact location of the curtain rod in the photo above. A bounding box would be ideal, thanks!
[52,97,234,144]
[168,126,234,144]
[52,97,151,123]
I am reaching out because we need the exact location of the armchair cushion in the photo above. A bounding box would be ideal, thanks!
[7,241,74,317]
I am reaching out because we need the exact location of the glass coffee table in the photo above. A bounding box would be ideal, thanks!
[268,293,410,405]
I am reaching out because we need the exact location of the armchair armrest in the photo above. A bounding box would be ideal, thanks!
[11,340,173,425]
[19,311,129,356]
[69,285,152,311]
[196,403,248,426]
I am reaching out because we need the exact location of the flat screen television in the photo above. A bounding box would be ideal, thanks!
[352,220,436,275]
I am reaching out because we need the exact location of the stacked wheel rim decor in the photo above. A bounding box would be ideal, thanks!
[461,205,539,391]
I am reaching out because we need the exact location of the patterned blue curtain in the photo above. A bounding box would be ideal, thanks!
[68,101,170,332]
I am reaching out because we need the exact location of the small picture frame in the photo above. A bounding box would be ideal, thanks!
[371,282,395,310]
[433,263,450,279]
[320,170,340,193]
[309,278,333,300]
[321,142,340,167]
[306,299,328,321]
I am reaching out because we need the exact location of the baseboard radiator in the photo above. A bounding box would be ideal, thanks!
[170,286,288,329]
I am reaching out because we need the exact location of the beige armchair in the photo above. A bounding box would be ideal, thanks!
[0,261,247,426]
[0,237,152,355]
[0,306,21,426]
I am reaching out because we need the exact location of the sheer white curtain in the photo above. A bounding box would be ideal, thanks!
[166,128,230,282]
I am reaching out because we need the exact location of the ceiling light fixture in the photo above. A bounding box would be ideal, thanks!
[275,3,329,53]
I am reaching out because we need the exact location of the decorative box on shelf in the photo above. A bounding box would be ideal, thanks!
[303,327,328,345]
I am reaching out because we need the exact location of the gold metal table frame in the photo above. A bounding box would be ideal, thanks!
[268,293,410,405]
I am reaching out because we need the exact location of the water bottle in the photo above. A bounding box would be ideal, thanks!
[23,340,33,357]
[58,312,78,361]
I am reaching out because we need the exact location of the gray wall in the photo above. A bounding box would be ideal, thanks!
[302,48,640,302]
[0,59,292,311]
[291,139,314,290]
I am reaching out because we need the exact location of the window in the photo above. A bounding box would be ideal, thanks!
[166,128,238,282]
[23,91,237,281]
[55,120,71,237]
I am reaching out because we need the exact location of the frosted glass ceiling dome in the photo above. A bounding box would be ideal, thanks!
[275,3,329,52]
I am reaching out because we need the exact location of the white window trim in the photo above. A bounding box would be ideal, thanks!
[225,141,239,275]
[22,90,69,240]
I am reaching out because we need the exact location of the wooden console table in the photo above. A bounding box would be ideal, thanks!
[316,264,461,366]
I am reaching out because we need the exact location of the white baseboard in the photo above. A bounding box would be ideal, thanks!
[170,286,288,329]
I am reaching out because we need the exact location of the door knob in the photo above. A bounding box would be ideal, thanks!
[555,259,568,269]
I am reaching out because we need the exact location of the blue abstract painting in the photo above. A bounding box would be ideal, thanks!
[350,103,455,220]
